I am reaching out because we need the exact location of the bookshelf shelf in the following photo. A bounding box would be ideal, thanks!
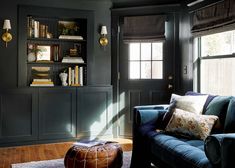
[27,38,86,43]
[27,62,86,65]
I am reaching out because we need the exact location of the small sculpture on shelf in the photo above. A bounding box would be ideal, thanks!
[59,72,68,86]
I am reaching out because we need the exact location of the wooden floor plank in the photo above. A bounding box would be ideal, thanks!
[0,139,132,168]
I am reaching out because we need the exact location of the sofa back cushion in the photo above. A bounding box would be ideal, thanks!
[170,93,208,114]
[224,97,235,133]
[185,91,217,114]
[205,96,232,132]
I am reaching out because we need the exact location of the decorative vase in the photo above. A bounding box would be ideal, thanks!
[27,52,36,62]
[59,72,68,86]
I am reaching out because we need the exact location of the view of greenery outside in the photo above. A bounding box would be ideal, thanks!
[197,30,235,96]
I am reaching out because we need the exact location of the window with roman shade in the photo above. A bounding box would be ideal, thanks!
[192,0,235,96]
[191,0,235,36]
[123,15,166,42]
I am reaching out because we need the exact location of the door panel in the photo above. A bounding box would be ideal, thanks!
[118,14,175,137]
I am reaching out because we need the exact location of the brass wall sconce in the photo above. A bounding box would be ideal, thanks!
[2,19,12,47]
[99,26,108,46]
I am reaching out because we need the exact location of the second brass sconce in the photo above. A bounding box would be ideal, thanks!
[99,26,108,46]
[2,19,12,47]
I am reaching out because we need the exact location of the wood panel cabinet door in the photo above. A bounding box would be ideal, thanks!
[76,86,112,139]
[38,88,76,140]
[0,89,38,145]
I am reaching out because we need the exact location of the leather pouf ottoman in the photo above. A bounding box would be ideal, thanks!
[64,142,123,168]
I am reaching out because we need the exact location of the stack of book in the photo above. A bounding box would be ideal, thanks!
[30,79,54,87]
[62,57,84,63]
[68,66,84,86]
[58,35,83,40]
[30,66,54,86]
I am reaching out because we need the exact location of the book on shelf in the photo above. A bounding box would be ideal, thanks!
[34,21,39,38]
[30,78,54,87]
[80,67,83,86]
[27,16,50,39]
[33,79,51,82]
[58,35,83,40]
[62,57,84,63]
[30,83,54,87]
[67,66,84,86]
[71,69,75,85]
[31,81,54,85]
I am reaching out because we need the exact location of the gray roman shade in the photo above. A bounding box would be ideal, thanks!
[123,15,166,42]
[191,0,235,36]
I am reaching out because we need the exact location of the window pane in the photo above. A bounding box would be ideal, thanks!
[152,61,163,79]
[129,43,140,60]
[200,58,235,96]
[201,30,235,56]
[141,43,151,60]
[141,61,151,79]
[129,61,140,79]
[152,42,163,60]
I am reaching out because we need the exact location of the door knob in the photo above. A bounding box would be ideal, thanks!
[168,84,173,89]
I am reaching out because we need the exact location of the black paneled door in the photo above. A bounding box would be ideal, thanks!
[118,14,176,137]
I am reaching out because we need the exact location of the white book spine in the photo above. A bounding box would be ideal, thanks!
[71,69,75,85]
[80,67,83,86]
[68,67,72,86]
[34,21,39,38]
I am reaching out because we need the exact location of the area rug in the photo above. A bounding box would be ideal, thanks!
[11,151,132,168]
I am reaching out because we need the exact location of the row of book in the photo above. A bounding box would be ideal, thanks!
[27,16,50,38]
[68,66,84,86]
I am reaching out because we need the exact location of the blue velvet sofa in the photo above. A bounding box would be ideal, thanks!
[130,93,235,168]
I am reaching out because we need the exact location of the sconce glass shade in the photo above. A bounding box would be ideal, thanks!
[101,26,107,35]
[3,19,11,30]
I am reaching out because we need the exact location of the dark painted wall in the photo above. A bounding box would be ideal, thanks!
[178,8,193,94]
[0,0,112,88]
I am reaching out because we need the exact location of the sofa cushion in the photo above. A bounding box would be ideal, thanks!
[185,91,217,114]
[205,96,232,131]
[162,100,176,129]
[170,94,208,114]
[224,98,235,133]
[165,109,218,140]
[150,133,212,168]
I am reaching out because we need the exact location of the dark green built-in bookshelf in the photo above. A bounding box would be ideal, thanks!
[18,5,94,87]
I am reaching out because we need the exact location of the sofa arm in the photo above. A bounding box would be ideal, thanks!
[131,107,168,168]
[205,133,235,168]
[135,109,167,126]
[133,104,169,126]
[134,104,169,111]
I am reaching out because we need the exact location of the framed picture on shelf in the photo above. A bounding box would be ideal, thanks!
[58,20,79,36]
[36,45,52,62]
